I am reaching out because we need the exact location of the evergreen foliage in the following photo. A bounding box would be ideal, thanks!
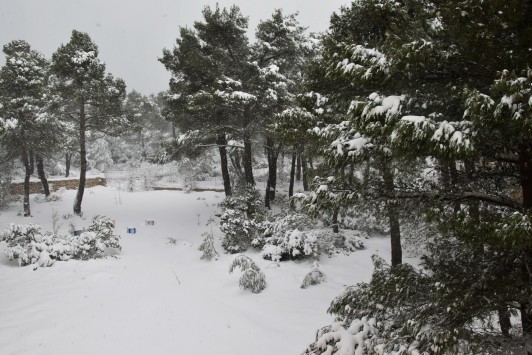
[229,254,266,293]
[198,231,218,261]
[0,40,60,216]
[302,0,532,349]
[49,30,127,215]
[1,215,120,268]
[219,187,266,253]
[301,262,326,289]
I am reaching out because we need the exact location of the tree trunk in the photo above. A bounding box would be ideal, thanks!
[265,135,279,208]
[519,152,532,336]
[382,162,402,267]
[464,160,480,222]
[302,155,309,191]
[332,208,339,233]
[29,150,35,175]
[498,307,511,337]
[229,149,244,182]
[65,152,72,177]
[74,99,87,215]
[296,154,301,181]
[21,143,31,217]
[243,133,254,187]
[217,132,232,197]
[36,154,50,197]
[449,161,461,213]
[289,152,296,198]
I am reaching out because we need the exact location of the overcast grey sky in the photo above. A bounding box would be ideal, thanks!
[0,0,350,95]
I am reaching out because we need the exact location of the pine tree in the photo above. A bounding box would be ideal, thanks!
[49,30,126,215]
[253,10,314,207]
[0,40,58,215]
[302,0,532,349]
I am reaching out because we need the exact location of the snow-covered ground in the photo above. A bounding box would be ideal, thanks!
[0,186,391,355]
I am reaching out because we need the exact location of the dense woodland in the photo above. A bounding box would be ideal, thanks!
[0,0,531,354]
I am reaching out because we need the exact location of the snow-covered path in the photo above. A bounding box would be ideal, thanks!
[0,187,390,354]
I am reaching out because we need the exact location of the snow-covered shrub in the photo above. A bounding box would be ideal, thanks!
[73,215,121,260]
[301,262,326,289]
[198,231,218,260]
[229,255,266,293]
[303,317,379,355]
[220,187,267,253]
[344,231,367,252]
[255,213,316,261]
[255,212,355,261]
[2,224,73,267]
[1,216,121,268]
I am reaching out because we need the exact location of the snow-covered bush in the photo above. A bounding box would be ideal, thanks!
[303,317,379,355]
[229,255,266,293]
[344,231,367,252]
[301,262,326,289]
[198,231,218,260]
[1,215,121,268]
[254,212,362,261]
[74,215,121,260]
[254,213,317,261]
[220,187,267,253]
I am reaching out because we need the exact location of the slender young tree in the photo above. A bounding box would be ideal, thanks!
[49,30,126,215]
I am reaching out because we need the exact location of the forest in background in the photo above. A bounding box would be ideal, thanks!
[1,1,531,354]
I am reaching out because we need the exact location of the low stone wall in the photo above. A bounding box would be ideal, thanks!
[10,177,106,195]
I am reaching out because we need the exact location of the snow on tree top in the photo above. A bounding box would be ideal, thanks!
[71,50,97,65]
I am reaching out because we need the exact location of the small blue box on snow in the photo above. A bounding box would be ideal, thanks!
[127,227,136,234]
[72,230,83,236]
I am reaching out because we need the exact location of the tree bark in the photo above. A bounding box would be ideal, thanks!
[172,122,177,139]
[382,162,402,267]
[36,154,50,197]
[296,154,301,181]
[289,152,296,198]
[21,142,31,217]
[332,208,339,233]
[449,161,461,213]
[217,132,232,197]
[74,99,86,215]
[29,150,35,176]
[265,135,279,208]
[243,133,254,187]
[302,155,309,191]
[65,152,72,178]
[229,149,244,182]
[519,152,532,336]
[498,307,511,337]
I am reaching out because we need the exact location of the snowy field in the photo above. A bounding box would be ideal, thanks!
[0,185,391,355]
